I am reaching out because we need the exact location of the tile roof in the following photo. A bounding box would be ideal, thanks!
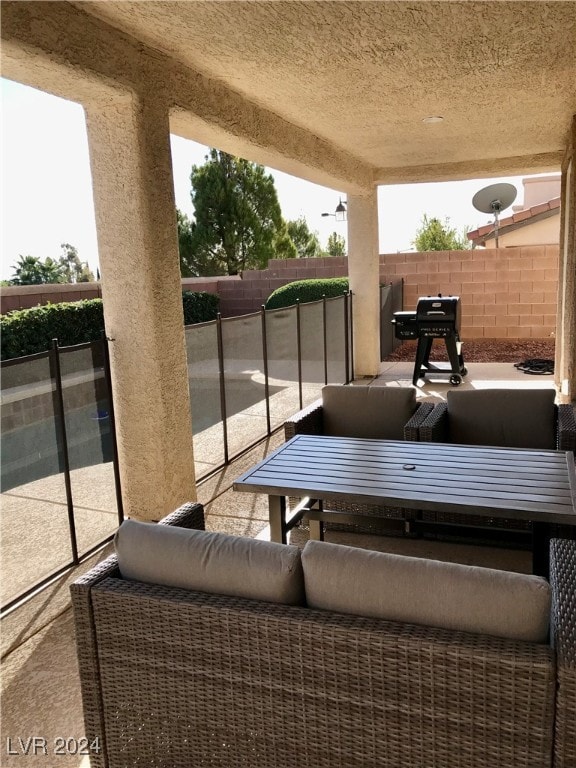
[467,196,561,245]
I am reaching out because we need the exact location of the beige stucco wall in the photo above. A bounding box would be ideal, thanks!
[482,215,560,248]
[84,96,197,521]
[347,192,381,376]
[554,117,576,402]
[520,175,561,209]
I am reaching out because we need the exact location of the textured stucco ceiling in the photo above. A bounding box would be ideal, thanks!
[2,1,575,187]
[72,0,576,183]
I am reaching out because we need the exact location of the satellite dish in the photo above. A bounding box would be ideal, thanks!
[472,183,517,247]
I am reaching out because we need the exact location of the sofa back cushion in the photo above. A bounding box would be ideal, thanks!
[447,388,556,449]
[302,540,550,643]
[322,385,417,439]
[115,521,305,605]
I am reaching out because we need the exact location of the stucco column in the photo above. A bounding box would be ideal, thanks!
[554,115,576,404]
[85,95,196,520]
[347,190,381,377]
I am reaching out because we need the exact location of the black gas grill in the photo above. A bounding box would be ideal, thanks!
[393,295,467,386]
[416,295,461,338]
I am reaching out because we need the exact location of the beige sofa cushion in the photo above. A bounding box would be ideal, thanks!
[302,540,550,643]
[447,388,556,449]
[322,384,417,439]
[115,520,305,605]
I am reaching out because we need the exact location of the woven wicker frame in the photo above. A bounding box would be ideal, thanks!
[549,538,576,767]
[71,516,576,767]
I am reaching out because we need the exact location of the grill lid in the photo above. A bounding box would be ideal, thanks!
[416,295,460,323]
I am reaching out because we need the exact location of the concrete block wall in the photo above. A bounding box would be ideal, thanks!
[1,245,558,338]
[0,282,101,313]
[217,257,353,317]
[382,245,558,339]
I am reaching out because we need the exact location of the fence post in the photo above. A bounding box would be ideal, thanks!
[296,299,303,410]
[322,295,328,385]
[343,292,351,383]
[348,290,354,383]
[261,306,271,434]
[216,313,229,465]
[101,333,124,524]
[50,338,79,565]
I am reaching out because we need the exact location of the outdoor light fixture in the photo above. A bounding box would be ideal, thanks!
[321,197,347,222]
[422,115,444,124]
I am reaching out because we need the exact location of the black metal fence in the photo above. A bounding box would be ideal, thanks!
[187,295,353,472]
[0,293,354,613]
[1,337,123,614]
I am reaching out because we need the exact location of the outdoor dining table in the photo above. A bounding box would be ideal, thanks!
[233,434,576,577]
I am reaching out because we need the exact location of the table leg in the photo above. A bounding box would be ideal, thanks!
[309,518,324,541]
[269,495,287,544]
[532,522,551,578]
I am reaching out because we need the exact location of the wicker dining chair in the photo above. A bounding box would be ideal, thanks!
[417,388,576,545]
[419,388,576,451]
[284,384,434,536]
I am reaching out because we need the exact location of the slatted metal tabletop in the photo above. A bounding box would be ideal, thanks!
[234,434,576,573]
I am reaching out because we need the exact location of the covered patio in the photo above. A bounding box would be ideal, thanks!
[1,3,576,765]
[1,360,560,768]
[2,0,575,522]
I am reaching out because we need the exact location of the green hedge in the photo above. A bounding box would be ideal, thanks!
[1,300,105,361]
[1,292,220,361]
[182,291,219,325]
[265,277,349,310]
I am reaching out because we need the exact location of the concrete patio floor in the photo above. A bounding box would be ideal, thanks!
[0,361,561,767]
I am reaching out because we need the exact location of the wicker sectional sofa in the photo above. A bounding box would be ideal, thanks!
[71,503,576,768]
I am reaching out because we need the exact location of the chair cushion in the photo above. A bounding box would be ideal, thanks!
[321,384,417,439]
[115,520,305,605]
[447,388,556,448]
[302,540,551,643]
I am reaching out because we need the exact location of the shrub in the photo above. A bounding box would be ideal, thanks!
[1,300,105,360]
[182,291,219,325]
[1,292,221,361]
[265,277,349,310]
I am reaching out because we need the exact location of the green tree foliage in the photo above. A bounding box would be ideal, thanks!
[187,149,293,275]
[58,243,95,283]
[272,225,298,261]
[265,277,349,310]
[177,209,201,277]
[9,245,95,285]
[324,232,346,257]
[412,215,471,251]
[286,217,322,258]
[9,255,65,285]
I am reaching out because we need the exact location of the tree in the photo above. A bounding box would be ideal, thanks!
[9,244,94,285]
[187,149,292,275]
[9,255,65,285]
[412,215,471,251]
[286,217,322,258]
[324,232,346,257]
[272,223,298,261]
[58,243,95,283]
[177,208,235,277]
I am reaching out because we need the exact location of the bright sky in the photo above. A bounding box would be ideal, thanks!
[1,78,539,282]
